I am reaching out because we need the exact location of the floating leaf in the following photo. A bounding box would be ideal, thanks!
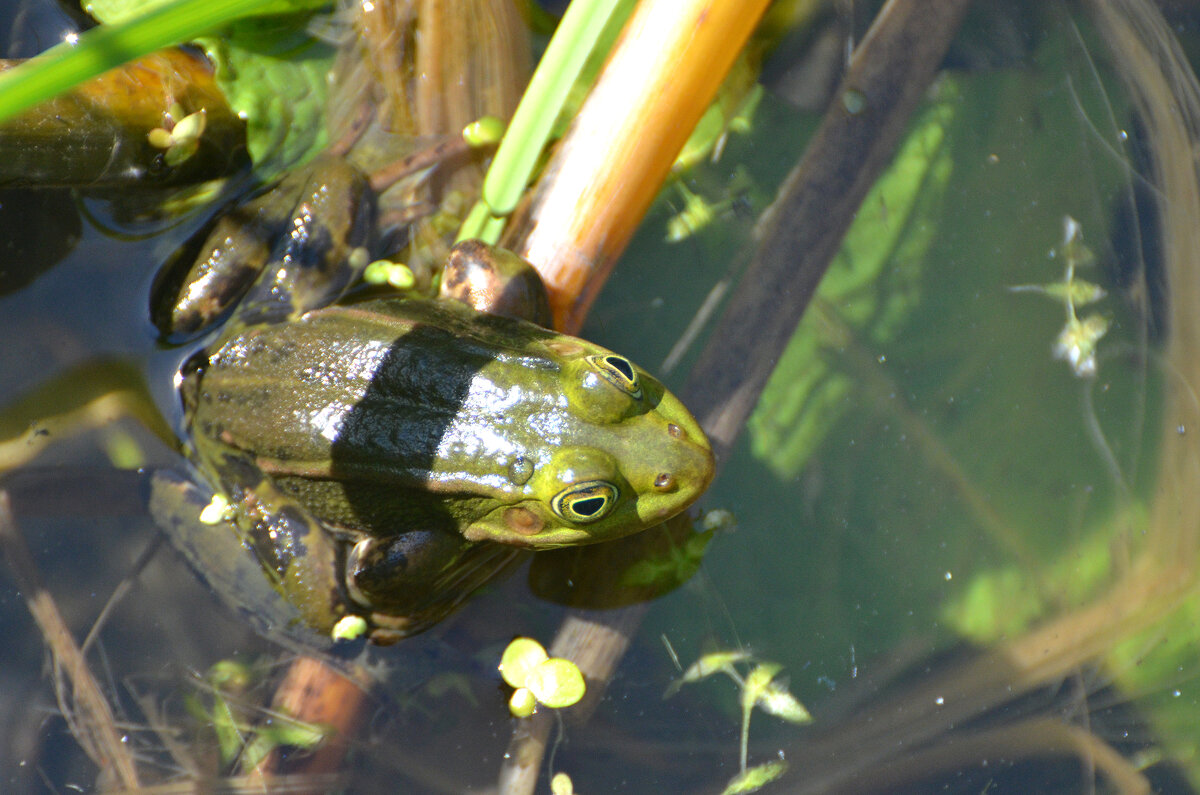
[509,687,537,718]
[330,614,368,642]
[525,658,586,709]
[551,771,576,795]
[364,260,416,290]
[499,637,549,689]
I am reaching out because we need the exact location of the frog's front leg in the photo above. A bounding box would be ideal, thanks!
[343,532,525,641]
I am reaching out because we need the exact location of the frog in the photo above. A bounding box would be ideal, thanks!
[151,154,715,645]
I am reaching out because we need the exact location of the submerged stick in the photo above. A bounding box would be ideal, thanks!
[0,491,142,789]
[684,0,973,458]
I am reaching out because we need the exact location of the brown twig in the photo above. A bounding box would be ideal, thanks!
[253,656,371,787]
[0,491,142,789]
[684,0,973,458]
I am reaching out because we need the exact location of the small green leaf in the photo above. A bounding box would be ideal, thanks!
[500,637,549,689]
[330,614,368,642]
[683,650,753,683]
[207,659,254,691]
[756,681,811,724]
[509,686,537,718]
[721,760,789,795]
[237,733,276,771]
[210,694,244,765]
[665,182,718,243]
[1053,313,1109,379]
[364,260,416,290]
[1008,279,1106,307]
[740,663,782,714]
[463,116,506,148]
[525,658,586,709]
[1060,216,1095,268]
[198,494,230,525]
[550,771,576,795]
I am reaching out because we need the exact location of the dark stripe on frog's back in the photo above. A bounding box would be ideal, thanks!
[197,296,560,505]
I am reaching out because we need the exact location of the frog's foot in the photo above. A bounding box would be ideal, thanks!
[345,532,526,644]
[156,155,375,338]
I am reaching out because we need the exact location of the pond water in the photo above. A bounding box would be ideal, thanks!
[2,1,1200,793]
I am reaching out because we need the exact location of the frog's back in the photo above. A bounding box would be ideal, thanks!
[189,298,550,477]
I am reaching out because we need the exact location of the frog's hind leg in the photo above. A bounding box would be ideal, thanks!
[148,470,345,648]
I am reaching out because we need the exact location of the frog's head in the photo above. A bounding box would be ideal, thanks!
[458,342,714,547]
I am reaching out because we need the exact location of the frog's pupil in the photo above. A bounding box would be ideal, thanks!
[605,356,635,382]
[572,496,607,517]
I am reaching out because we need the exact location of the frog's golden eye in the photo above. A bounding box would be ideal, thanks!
[551,480,619,524]
[588,355,642,399]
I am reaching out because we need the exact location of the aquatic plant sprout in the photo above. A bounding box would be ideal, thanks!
[667,648,810,793]
[1009,216,1110,378]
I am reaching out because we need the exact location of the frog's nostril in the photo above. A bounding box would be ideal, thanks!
[653,472,675,492]
[667,423,683,439]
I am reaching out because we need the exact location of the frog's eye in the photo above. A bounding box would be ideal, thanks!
[551,480,619,524]
[588,355,642,399]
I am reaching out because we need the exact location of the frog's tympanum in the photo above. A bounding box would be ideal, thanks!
[155,156,714,644]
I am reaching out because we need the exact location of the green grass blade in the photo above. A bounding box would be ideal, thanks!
[459,0,621,242]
